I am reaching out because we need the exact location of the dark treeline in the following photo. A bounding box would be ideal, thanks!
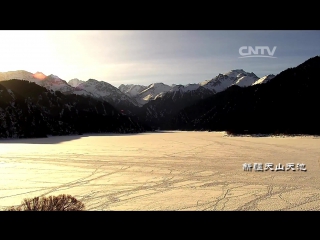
[0,80,149,138]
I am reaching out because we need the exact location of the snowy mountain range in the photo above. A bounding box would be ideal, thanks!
[0,71,139,110]
[0,70,93,97]
[116,70,275,129]
[118,70,272,107]
[0,69,274,129]
[1,55,320,137]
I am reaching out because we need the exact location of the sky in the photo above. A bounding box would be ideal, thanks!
[0,30,319,87]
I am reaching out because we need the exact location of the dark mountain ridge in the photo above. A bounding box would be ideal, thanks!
[0,80,147,138]
[171,56,320,135]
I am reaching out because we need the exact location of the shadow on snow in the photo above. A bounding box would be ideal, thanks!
[0,131,177,144]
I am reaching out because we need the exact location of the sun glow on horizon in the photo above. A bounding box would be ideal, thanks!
[0,31,54,72]
[0,30,121,82]
[0,31,93,80]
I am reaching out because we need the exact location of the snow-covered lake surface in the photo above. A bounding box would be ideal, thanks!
[1,131,320,211]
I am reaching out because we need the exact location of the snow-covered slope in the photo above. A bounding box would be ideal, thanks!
[171,83,202,92]
[0,70,43,83]
[252,74,275,85]
[161,83,215,100]
[37,75,93,97]
[200,69,259,93]
[119,84,148,98]
[38,75,72,92]
[135,83,172,105]
[119,82,210,106]
[76,79,139,107]
[68,78,85,87]
[119,83,173,106]
[233,73,260,87]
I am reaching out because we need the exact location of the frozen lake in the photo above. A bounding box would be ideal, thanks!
[1,131,320,210]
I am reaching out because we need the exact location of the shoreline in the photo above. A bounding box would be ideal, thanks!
[1,130,320,141]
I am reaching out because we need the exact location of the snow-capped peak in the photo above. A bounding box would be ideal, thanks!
[48,74,61,79]
[232,72,259,87]
[140,83,171,94]
[119,84,134,93]
[68,78,85,87]
[33,72,47,80]
[170,83,200,92]
[224,69,247,78]
[136,82,172,105]
[37,74,72,92]
[74,78,139,106]
[118,84,147,98]
[37,76,93,97]
[199,69,259,93]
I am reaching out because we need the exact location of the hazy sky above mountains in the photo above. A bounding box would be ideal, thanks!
[0,30,319,87]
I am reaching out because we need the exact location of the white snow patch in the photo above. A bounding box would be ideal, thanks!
[252,74,275,85]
